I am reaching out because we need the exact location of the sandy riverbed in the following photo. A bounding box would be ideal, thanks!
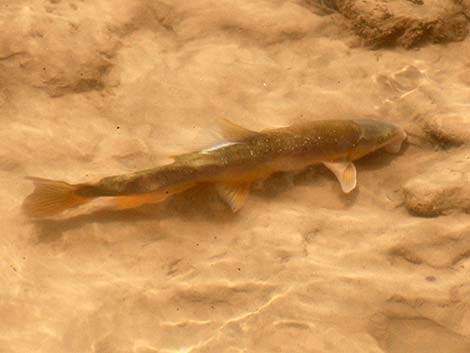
[2,1,470,352]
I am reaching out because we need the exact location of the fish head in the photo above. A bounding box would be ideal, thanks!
[351,119,407,159]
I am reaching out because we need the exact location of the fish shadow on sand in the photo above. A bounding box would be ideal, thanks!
[30,149,403,243]
[31,185,236,243]
[356,144,409,171]
[252,166,359,208]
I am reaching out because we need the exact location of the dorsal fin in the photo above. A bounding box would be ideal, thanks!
[217,118,256,141]
[170,154,188,163]
[166,119,255,161]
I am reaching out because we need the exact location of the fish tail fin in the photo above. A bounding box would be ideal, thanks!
[22,177,93,218]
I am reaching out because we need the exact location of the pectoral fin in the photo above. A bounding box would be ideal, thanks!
[322,162,357,193]
[216,182,251,212]
[385,141,403,154]
[386,129,407,153]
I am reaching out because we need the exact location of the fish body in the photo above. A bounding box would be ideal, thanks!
[23,119,406,218]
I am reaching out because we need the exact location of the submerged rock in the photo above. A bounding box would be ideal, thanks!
[330,0,469,48]
[403,151,470,216]
[422,113,470,146]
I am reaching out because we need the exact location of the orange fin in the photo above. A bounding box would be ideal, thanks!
[111,192,167,209]
[216,181,251,212]
[23,177,91,218]
[322,162,357,193]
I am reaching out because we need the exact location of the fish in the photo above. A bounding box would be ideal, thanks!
[22,118,407,218]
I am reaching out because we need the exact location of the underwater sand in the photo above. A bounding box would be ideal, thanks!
[2,0,470,352]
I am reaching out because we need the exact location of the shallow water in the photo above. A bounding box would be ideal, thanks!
[3,1,470,352]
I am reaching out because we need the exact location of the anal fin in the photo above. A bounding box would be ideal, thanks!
[322,162,357,193]
[112,192,168,209]
[216,181,251,212]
